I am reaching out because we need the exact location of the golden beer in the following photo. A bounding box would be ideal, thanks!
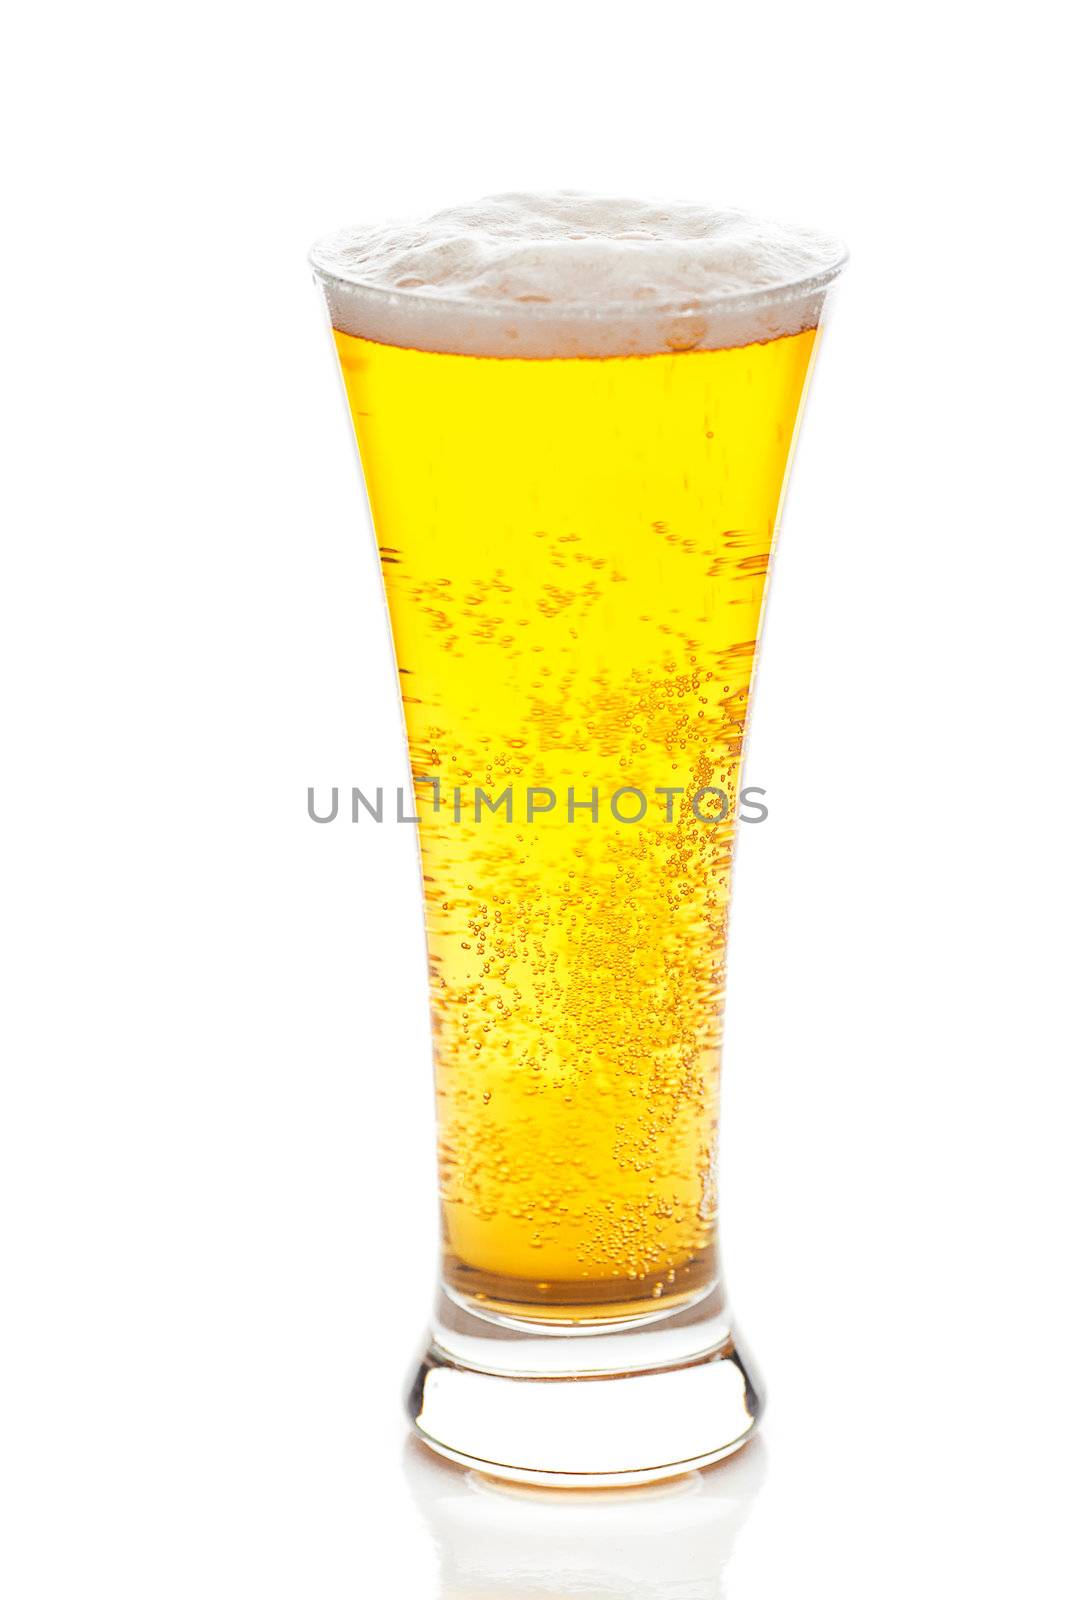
[314,192,844,1481]
[333,322,816,1320]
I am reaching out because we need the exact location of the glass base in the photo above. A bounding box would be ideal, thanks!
[407,1284,762,1487]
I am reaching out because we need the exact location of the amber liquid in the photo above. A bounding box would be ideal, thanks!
[334,325,817,1321]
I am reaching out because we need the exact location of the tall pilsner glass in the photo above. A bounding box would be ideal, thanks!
[311,194,845,1485]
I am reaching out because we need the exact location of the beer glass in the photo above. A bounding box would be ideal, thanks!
[310,194,845,1485]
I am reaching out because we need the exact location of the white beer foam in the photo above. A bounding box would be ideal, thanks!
[310,192,846,358]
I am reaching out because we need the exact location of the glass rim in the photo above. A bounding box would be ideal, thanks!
[308,227,849,329]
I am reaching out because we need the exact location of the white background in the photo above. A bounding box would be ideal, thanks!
[2,3,1065,1595]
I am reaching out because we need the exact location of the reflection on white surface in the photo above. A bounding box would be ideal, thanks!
[404,1434,766,1600]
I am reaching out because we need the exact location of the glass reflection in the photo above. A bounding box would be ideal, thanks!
[403,1434,766,1600]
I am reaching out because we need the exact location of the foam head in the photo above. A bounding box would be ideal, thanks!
[310,192,846,359]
